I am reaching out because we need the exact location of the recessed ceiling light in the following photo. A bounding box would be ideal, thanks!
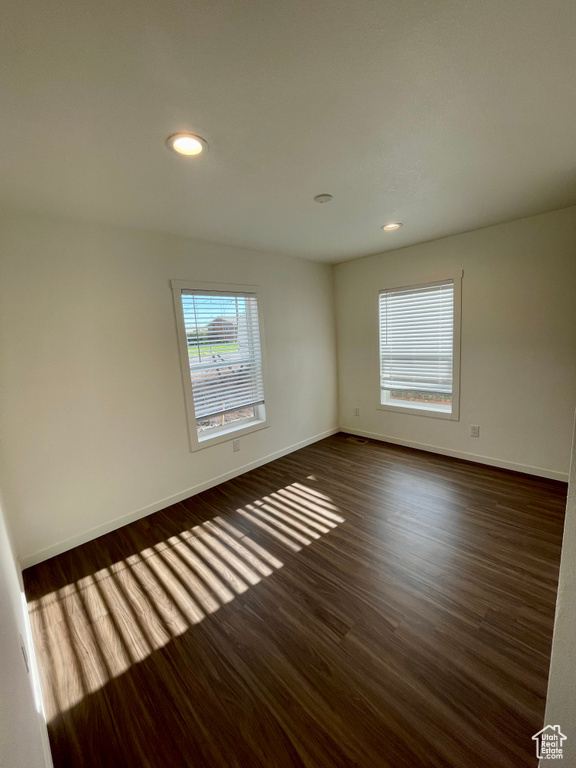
[166,133,207,156]
[381,223,402,231]
[314,194,333,203]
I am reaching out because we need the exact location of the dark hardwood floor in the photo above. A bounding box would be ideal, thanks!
[24,433,567,768]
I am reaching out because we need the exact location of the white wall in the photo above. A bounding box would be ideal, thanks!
[0,208,338,566]
[0,500,52,768]
[335,207,576,480]
[541,414,576,766]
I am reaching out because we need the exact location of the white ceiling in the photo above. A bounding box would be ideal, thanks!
[1,0,575,262]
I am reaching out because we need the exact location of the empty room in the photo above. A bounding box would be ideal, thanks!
[1,1,575,767]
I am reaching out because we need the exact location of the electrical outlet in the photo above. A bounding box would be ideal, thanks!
[233,439,240,452]
[470,425,480,438]
[354,407,360,416]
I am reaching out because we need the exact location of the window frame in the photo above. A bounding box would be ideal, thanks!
[171,280,269,451]
[376,272,462,421]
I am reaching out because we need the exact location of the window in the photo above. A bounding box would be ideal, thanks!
[378,276,461,419]
[172,281,267,449]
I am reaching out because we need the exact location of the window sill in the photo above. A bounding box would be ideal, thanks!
[377,402,458,421]
[192,419,268,451]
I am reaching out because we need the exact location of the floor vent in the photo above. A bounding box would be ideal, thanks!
[345,436,369,444]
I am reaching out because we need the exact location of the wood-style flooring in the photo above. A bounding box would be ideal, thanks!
[24,434,567,768]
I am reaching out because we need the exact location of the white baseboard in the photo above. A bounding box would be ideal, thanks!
[20,428,339,569]
[340,426,569,483]
[14,566,54,766]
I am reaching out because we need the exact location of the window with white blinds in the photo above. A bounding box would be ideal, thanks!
[172,282,267,448]
[378,279,459,418]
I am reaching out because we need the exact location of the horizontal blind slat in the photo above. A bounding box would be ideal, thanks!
[181,291,266,421]
[379,281,454,397]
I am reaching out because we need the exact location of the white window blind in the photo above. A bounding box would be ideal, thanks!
[180,290,265,422]
[379,280,454,395]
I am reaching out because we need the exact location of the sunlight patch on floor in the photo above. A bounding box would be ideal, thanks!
[27,481,344,723]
